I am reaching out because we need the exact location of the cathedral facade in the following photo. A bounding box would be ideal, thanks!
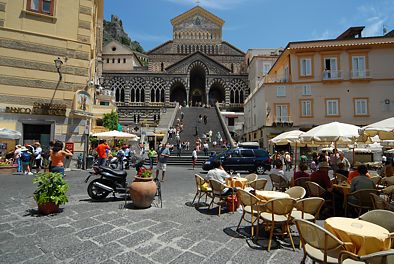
[102,6,248,127]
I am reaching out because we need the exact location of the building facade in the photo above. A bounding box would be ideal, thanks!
[244,27,394,148]
[101,6,249,129]
[0,0,105,156]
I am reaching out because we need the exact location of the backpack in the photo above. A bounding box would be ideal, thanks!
[21,152,30,162]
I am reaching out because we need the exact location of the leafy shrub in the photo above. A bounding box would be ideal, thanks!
[33,172,69,205]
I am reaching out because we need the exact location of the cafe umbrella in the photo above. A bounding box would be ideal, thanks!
[0,128,22,140]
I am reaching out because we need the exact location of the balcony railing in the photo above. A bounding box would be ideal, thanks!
[274,116,292,123]
[351,70,370,79]
[271,116,293,127]
[322,70,343,80]
[263,74,290,84]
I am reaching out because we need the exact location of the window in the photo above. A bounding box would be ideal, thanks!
[123,58,126,63]
[112,58,115,63]
[352,56,366,78]
[275,104,289,122]
[276,86,286,97]
[302,84,311,95]
[27,0,54,15]
[228,118,235,126]
[300,58,312,76]
[326,99,339,116]
[106,58,109,63]
[241,150,254,157]
[263,63,272,74]
[118,58,121,63]
[323,57,338,79]
[300,100,312,117]
[99,102,109,106]
[96,119,103,126]
[354,98,368,116]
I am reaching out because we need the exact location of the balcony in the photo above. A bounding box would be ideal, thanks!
[272,116,293,127]
[263,74,290,84]
[322,70,343,81]
[350,70,371,80]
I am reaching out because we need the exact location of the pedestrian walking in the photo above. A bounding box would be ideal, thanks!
[50,140,72,177]
[192,148,198,170]
[203,115,207,125]
[96,139,110,166]
[148,148,157,169]
[33,142,42,173]
[14,145,22,173]
[20,147,32,174]
[198,114,202,123]
[181,111,184,120]
[156,143,171,182]
[194,126,199,136]
[203,141,209,156]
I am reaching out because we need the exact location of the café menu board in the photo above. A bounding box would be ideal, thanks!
[65,142,74,154]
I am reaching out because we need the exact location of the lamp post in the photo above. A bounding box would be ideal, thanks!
[54,57,63,80]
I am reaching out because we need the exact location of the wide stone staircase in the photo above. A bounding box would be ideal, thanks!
[164,107,229,166]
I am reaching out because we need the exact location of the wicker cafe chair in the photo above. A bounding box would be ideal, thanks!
[208,179,233,217]
[346,189,379,216]
[370,193,394,212]
[306,181,335,216]
[270,173,290,191]
[295,219,350,264]
[249,178,268,191]
[243,173,258,185]
[359,209,394,232]
[291,197,325,223]
[294,177,310,196]
[236,189,265,238]
[192,174,212,208]
[286,186,307,200]
[339,249,394,264]
[370,176,382,188]
[260,197,296,251]
[335,173,348,184]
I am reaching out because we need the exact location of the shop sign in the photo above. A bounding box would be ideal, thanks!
[5,107,32,114]
[32,102,66,116]
[65,142,74,154]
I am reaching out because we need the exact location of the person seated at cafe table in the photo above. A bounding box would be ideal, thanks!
[310,161,333,195]
[291,162,309,186]
[347,164,371,184]
[206,160,237,196]
[350,165,375,193]
[271,160,290,181]
[336,162,349,178]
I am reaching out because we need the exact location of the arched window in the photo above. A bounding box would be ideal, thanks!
[235,91,239,103]
[240,90,244,103]
[230,90,234,103]
[229,79,247,104]
[129,78,146,103]
[161,62,164,72]
[120,88,125,102]
[136,89,140,102]
[150,78,165,103]
[231,63,234,73]
[130,89,135,102]
[160,89,165,102]
[115,88,120,102]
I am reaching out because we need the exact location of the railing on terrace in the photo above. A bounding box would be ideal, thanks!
[263,74,290,84]
[322,70,343,80]
[114,101,177,107]
[350,70,371,80]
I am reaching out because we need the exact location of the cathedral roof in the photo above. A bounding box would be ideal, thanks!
[171,6,224,27]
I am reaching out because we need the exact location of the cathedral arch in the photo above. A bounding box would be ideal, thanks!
[169,79,187,105]
[150,78,165,103]
[188,61,208,106]
[129,78,145,102]
[229,79,247,104]
[208,79,226,106]
[107,77,125,103]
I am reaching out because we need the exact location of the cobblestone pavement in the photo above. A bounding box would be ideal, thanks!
[0,167,311,264]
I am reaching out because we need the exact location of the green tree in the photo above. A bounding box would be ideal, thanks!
[102,110,118,131]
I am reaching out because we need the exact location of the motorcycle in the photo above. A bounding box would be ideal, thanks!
[85,165,128,200]
[108,156,129,170]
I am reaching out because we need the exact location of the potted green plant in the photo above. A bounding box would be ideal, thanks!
[33,172,69,215]
[128,168,157,208]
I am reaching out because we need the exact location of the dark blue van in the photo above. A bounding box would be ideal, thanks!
[202,147,272,174]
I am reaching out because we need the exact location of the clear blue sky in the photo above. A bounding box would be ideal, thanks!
[104,0,394,52]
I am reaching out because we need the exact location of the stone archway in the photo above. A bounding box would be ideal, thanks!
[209,80,225,106]
[189,63,207,106]
[170,80,187,106]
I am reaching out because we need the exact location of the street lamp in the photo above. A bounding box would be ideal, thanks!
[266,105,271,117]
[54,57,63,80]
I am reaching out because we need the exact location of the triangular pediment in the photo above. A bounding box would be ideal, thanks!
[103,40,134,55]
[171,6,224,28]
[165,51,231,75]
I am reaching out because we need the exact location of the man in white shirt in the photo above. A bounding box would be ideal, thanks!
[206,160,236,195]
[33,142,42,173]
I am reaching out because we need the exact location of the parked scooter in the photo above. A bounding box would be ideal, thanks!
[108,156,129,170]
[85,165,128,200]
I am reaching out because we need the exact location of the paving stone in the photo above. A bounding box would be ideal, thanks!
[0,245,43,264]
[54,240,98,260]
[189,240,219,256]
[201,247,233,264]
[0,214,20,224]
[157,229,184,243]
[10,219,37,228]
[109,217,136,227]
[99,260,118,264]
[38,234,82,253]
[118,230,155,248]
[94,212,120,222]
[70,218,101,230]
[92,228,131,245]
[0,223,12,232]
[76,223,114,239]
[114,251,156,264]
[37,225,76,239]
[124,219,158,232]
[169,251,205,264]
[0,231,14,243]
[174,237,195,249]
[135,242,162,255]
[0,235,39,254]
[11,222,51,236]
[225,238,246,251]
[147,221,181,235]
[230,246,270,264]
[46,217,73,227]
[69,242,124,264]
[183,229,211,242]
[28,253,62,264]
[69,209,105,221]
[151,246,183,263]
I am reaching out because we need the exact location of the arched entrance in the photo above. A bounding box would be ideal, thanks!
[170,81,187,106]
[189,64,206,106]
[209,81,225,106]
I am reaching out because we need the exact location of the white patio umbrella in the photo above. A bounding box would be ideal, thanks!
[360,117,394,140]
[269,130,306,171]
[0,128,22,140]
[92,130,137,139]
[300,122,361,145]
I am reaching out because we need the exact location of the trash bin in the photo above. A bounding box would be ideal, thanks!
[86,155,94,169]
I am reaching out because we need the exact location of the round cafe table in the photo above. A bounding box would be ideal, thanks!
[226,177,248,189]
[255,190,290,202]
[324,217,391,256]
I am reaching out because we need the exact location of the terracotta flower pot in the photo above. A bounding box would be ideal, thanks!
[129,176,157,208]
[38,202,59,215]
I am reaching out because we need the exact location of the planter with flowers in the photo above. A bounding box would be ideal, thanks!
[0,162,17,174]
[128,167,157,208]
[33,172,69,215]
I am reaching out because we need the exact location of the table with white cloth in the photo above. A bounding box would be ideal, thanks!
[255,190,290,202]
[226,177,248,189]
[324,217,392,256]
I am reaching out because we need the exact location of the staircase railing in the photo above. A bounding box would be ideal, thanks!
[215,102,235,147]
[162,102,179,144]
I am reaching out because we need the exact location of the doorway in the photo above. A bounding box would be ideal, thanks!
[23,124,51,149]
[189,64,206,106]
